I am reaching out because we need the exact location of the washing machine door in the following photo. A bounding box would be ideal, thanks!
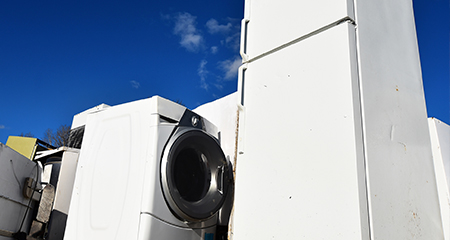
[161,128,231,222]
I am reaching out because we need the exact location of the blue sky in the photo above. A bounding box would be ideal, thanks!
[0,0,448,143]
[414,0,450,124]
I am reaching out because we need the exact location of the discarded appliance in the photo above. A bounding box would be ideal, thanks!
[6,136,56,160]
[66,103,110,150]
[233,0,444,239]
[428,118,450,240]
[64,96,234,240]
[30,147,80,240]
[193,92,238,239]
[0,143,42,240]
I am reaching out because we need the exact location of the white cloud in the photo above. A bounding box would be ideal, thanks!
[130,80,140,89]
[173,13,203,52]
[0,125,5,129]
[211,46,218,54]
[206,19,232,34]
[218,56,242,80]
[224,32,240,51]
[198,60,209,90]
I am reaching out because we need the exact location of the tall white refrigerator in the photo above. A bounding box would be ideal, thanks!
[233,0,444,239]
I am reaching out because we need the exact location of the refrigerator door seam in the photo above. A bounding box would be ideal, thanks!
[244,16,356,64]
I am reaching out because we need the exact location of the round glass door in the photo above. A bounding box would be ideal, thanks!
[161,128,230,222]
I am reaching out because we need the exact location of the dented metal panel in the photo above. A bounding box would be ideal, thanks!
[354,0,444,238]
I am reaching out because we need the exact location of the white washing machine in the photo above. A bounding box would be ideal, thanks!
[64,96,233,240]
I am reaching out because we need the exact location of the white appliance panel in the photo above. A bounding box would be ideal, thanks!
[65,100,154,240]
[53,148,79,214]
[65,96,228,240]
[354,0,444,238]
[193,93,239,164]
[428,118,450,240]
[70,104,110,129]
[241,0,353,60]
[234,23,369,239]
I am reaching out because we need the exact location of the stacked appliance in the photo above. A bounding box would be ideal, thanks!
[0,143,42,239]
[64,96,233,240]
[233,0,444,239]
[428,118,450,240]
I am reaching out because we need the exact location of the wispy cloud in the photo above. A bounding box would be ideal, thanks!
[222,32,240,51]
[130,80,140,89]
[163,13,241,92]
[214,83,224,90]
[0,125,5,129]
[206,19,232,34]
[218,56,242,80]
[198,60,209,90]
[173,13,204,52]
[211,46,218,54]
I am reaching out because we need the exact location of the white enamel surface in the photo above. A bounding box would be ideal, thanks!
[70,104,110,129]
[242,0,352,59]
[193,92,238,164]
[53,148,80,215]
[235,0,444,238]
[65,97,162,240]
[65,100,150,240]
[234,23,368,239]
[65,96,220,240]
[42,164,53,184]
[428,118,450,240]
[354,0,444,238]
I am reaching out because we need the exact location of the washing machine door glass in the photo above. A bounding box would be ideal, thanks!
[161,128,230,222]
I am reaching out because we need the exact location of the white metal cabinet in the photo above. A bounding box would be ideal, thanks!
[65,107,145,240]
[65,97,227,240]
[428,118,450,240]
[234,22,369,239]
[0,143,40,239]
[46,148,80,240]
[354,0,443,238]
[234,0,444,239]
[241,0,353,60]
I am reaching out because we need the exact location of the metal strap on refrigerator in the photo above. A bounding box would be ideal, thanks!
[244,16,356,64]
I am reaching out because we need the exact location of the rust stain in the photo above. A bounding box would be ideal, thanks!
[396,85,399,91]
[233,109,239,179]
[398,141,407,151]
